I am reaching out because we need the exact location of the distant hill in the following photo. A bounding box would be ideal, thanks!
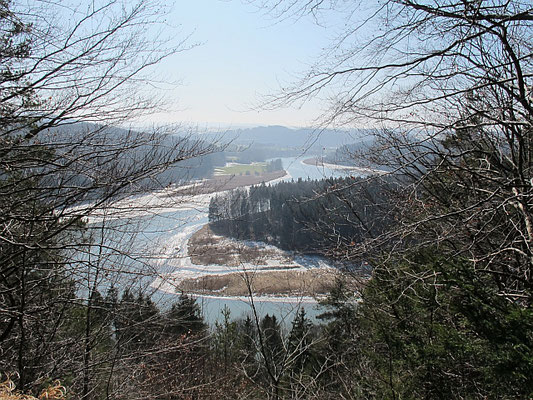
[37,122,225,203]
[199,125,372,151]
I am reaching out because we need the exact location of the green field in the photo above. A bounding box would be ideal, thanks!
[215,163,267,175]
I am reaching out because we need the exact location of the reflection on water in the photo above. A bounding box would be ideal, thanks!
[198,296,325,326]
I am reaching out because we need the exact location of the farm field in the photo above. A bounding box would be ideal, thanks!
[215,162,267,176]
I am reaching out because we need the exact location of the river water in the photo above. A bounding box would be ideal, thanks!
[93,157,352,325]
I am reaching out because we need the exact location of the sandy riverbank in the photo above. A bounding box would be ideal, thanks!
[303,157,388,175]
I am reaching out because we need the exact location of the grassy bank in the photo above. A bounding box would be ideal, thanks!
[183,224,339,297]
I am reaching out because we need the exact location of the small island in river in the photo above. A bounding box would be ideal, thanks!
[181,225,339,298]
[151,159,369,301]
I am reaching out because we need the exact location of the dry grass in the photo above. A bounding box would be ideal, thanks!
[182,221,357,297]
[0,376,65,400]
[178,268,339,297]
[184,225,341,297]
[188,225,292,267]
[171,170,286,196]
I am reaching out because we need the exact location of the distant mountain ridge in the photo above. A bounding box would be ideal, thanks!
[201,125,372,150]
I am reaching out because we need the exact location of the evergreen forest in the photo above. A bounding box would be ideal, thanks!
[208,176,391,258]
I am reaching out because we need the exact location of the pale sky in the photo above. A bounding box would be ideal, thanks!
[147,1,343,129]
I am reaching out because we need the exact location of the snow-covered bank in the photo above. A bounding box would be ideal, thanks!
[67,171,289,225]
[66,186,214,224]
[267,170,292,185]
[194,293,320,304]
[65,157,346,302]
[149,222,335,291]
[302,158,388,175]
[151,224,336,302]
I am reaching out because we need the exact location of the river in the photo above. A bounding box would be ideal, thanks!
[84,156,355,325]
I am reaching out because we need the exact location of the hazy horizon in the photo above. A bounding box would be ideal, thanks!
[141,1,346,128]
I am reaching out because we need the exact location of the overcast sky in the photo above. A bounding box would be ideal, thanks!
[145,1,342,129]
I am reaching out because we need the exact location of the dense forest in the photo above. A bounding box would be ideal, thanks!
[208,176,391,256]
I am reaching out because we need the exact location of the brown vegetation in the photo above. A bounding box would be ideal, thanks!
[0,377,65,400]
[172,170,287,196]
[185,224,340,297]
[188,225,292,266]
[178,268,338,297]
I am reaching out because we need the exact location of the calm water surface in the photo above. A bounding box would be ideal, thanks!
[101,157,351,324]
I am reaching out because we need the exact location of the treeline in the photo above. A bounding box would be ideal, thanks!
[207,294,362,400]
[208,176,391,254]
[0,269,209,398]
[0,269,366,400]
[324,140,374,166]
[266,158,283,172]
